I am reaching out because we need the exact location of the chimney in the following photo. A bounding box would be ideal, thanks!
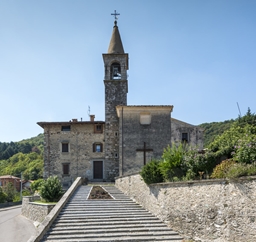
[90,115,95,122]
[72,119,78,122]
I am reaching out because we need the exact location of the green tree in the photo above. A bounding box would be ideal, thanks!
[31,178,44,193]
[39,176,64,202]
[0,187,7,203]
[160,143,186,181]
[140,160,163,184]
[3,182,17,202]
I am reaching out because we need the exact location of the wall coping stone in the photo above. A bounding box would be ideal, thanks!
[27,177,82,242]
[29,202,57,206]
[116,173,256,187]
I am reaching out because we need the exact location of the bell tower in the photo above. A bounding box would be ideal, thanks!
[103,14,128,177]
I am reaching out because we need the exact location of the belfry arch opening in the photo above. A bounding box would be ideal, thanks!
[111,62,121,79]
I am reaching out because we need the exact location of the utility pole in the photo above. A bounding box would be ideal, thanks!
[20,172,22,201]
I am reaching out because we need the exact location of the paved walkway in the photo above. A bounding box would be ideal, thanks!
[0,206,36,242]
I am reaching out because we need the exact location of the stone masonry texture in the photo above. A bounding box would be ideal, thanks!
[116,174,256,242]
[22,196,55,223]
[41,122,118,183]
[118,107,172,175]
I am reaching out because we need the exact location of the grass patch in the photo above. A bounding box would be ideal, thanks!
[33,200,57,205]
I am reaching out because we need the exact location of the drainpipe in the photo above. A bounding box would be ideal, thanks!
[121,106,124,176]
[47,128,50,177]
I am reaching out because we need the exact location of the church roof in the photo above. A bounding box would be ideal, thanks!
[108,21,124,54]
[37,121,104,128]
[116,105,173,117]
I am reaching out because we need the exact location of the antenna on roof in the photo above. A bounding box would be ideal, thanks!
[237,102,241,117]
[87,106,90,117]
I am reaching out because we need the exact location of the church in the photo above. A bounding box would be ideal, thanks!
[38,16,203,186]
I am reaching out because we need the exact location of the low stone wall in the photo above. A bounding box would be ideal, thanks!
[116,174,256,242]
[22,196,55,223]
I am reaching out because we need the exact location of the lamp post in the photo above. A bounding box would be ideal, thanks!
[20,172,22,201]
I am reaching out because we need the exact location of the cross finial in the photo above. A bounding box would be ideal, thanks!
[111,10,120,20]
[111,10,120,26]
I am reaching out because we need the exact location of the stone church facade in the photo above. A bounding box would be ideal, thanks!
[38,20,203,185]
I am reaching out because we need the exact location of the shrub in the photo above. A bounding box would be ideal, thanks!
[31,178,44,193]
[232,135,256,164]
[39,176,64,202]
[211,159,236,179]
[140,160,163,184]
[0,187,7,203]
[160,143,185,181]
[3,182,17,202]
[183,149,217,179]
[226,163,256,179]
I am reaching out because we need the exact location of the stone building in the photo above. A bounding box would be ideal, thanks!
[38,19,203,185]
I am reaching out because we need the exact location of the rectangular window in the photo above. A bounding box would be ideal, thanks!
[62,143,69,152]
[61,125,71,131]
[93,143,103,152]
[182,133,188,143]
[62,164,70,175]
[94,124,103,133]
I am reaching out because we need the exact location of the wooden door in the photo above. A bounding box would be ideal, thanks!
[93,161,103,179]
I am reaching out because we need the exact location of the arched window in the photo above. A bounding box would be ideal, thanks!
[110,62,121,79]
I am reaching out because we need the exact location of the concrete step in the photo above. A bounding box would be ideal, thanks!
[44,231,182,241]
[48,227,178,235]
[51,223,170,230]
[42,237,182,242]
[54,217,163,224]
[42,185,183,242]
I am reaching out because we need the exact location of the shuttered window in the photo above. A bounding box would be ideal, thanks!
[62,164,70,175]
[62,143,69,152]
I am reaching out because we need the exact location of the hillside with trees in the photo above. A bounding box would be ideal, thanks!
[199,119,235,147]
[0,134,44,180]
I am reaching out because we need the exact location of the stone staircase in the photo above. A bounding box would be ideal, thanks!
[41,185,183,241]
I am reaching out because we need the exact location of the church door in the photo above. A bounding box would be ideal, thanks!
[93,161,103,179]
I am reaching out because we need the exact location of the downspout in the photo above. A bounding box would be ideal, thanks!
[47,127,50,177]
[122,106,124,176]
[170,111,172,147]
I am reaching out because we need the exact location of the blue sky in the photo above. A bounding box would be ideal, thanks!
[1,0,256,142]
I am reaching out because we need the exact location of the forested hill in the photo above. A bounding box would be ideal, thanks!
[0,134,44,180]
[0,133,44,160]
[199,108,256,147]
[199,119,235,147]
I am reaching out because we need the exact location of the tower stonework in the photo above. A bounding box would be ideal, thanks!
[103,21,128,179]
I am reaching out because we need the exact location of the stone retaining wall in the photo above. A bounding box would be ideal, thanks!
[115,174,256,242]
[21,196,55,223]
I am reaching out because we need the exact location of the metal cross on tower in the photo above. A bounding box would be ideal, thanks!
[111,10,120,20]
